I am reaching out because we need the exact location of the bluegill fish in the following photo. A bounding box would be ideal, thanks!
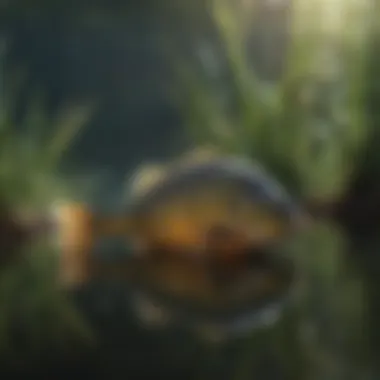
[49,151,302,287]
[46,151,298,340]
[51,153,301,286]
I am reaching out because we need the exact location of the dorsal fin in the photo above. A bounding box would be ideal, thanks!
[176,146,222,168]
[127,146,223,199]
[128,163,167,198]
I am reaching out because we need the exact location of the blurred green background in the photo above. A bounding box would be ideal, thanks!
[0,0,379,379]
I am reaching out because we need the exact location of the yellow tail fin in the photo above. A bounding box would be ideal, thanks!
[52,202,134,287]
[53,202,94,287]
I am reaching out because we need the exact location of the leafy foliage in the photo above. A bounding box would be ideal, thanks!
[0,69,95,361]
[174,0,374,203]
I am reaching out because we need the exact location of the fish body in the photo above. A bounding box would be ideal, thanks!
[125,156,301,258]
[48,152,298,339]
[52,153,301,288]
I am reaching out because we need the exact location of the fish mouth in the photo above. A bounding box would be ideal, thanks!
[127,247,295,327]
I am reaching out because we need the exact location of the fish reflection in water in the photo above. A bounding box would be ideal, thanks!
[129,249,293,342]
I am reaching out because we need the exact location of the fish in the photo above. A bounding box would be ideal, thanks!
[45,151,299,341]
[50,150,301,288]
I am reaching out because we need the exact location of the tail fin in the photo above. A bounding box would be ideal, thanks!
[52,202,134,287]
[53,202,94,287]
[126,147,221,200]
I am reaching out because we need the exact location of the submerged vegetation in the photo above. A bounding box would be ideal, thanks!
[175,0,375,207]
[0,74,95,367]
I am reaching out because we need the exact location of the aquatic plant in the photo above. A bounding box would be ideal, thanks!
[0,66,95,366]
[174,0,373,206]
